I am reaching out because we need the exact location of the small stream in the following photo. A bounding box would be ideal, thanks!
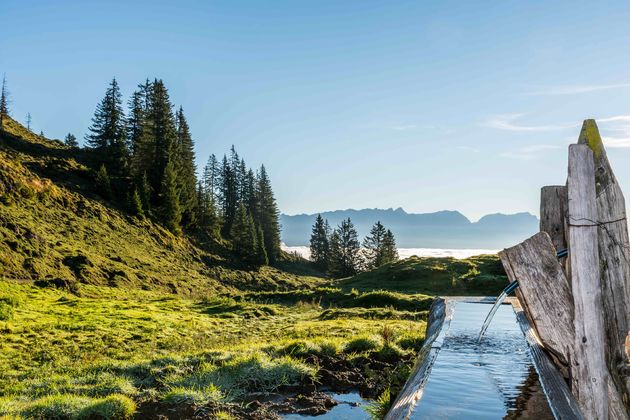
[283,392,369,419]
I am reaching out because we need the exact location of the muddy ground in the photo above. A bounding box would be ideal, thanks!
[134,351,415,419]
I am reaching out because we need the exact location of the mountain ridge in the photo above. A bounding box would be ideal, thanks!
[280,208,538,248]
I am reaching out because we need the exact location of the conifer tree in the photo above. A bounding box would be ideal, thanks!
[256,165,281,263]
[255,224,269,265]
[229,146,242,199]
[363,221,387,269]
[203,154,220,204]
[127,188,144,217]
[243,169,258,219]
[86,78,128,175]
[0,74,9,129]
[128,79,156,181]
[310,214,330,270]
[381,229,399,264]
[160,160,182,234]
[64,133,79,148]
[138,172,152,215]
[95,164,112,199]
[174,107,198,227]
[146,79,178,203]
[231,203,257,263]
[328,218,361,278]
[219,154,238,236]
[196,181,220,239]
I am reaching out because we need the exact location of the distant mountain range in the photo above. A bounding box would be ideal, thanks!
[280,208,538,249]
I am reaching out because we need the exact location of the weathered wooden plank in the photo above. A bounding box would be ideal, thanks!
[499,232,573,370]
[385,298,450,420]
[541,185,568,253]
[578,119,630,411]
[512,302,584,420]
[567,143,610,419]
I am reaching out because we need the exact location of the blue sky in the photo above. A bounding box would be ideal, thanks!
[2,0,630,220]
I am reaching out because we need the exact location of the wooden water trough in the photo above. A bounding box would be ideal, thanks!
[388,120,630,419]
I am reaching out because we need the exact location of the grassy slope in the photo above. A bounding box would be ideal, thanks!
[0,116,324,295]
[337,254,508,296]
[0,117,507,418]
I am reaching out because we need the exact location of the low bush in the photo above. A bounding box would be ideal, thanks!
[344,336,383,354]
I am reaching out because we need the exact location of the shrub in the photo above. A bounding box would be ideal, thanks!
[162,385,223,405]
[344,336,382,354]
[375,343,406,362]
[0,302,15,321]
[378,324,397,345]
[78,394,136,419]
[364,387,391,419]
[21,394,136,419]
[397,335,424,352]
[22,394,91,419]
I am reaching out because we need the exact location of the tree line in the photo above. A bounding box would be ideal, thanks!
[309,216,398,278]
[1,76,282,265]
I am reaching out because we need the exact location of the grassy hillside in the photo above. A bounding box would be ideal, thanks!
[0,116,324,295]
[0,117,507,418]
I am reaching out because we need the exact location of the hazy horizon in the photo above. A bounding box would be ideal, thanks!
[279,206,537,223]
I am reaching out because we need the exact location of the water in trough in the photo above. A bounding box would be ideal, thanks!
[408,301,554,419]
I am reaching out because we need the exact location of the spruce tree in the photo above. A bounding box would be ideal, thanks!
[203,154,220,204]
[243,169,258,219]
[256,165,281,263]
[137,172,152,215]
[127,188,144,217]
[160,160,182,234]
[86,78,128,176]
[64,133,79,148]
[229,145,242,199]
[310,214,330,270]
[219,154,238,236]
[328,218,361,278]
[363,221,387,269]
[255,224,269,265]
[95,164,112,199]
[146,79,178,205]
[174,107,198,228]
[231,203,257,263]
[127,87,151,179]
[196,181,220,239]
[0,74,9,129]
[381,229,399,264]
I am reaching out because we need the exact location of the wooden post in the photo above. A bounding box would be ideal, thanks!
[499,232,573,372]
[540,185,570,277]
[567,144,609,419]
[540,186,568,253]
[578,120,630,409]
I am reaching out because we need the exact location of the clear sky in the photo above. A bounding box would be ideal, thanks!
[2,0,630,220]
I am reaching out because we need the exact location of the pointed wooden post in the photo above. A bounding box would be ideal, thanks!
[567,144,610,419]
[540,186,568,253]
[578,120,630,410]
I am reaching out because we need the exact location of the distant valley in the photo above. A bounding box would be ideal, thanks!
[280,208,538,249]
